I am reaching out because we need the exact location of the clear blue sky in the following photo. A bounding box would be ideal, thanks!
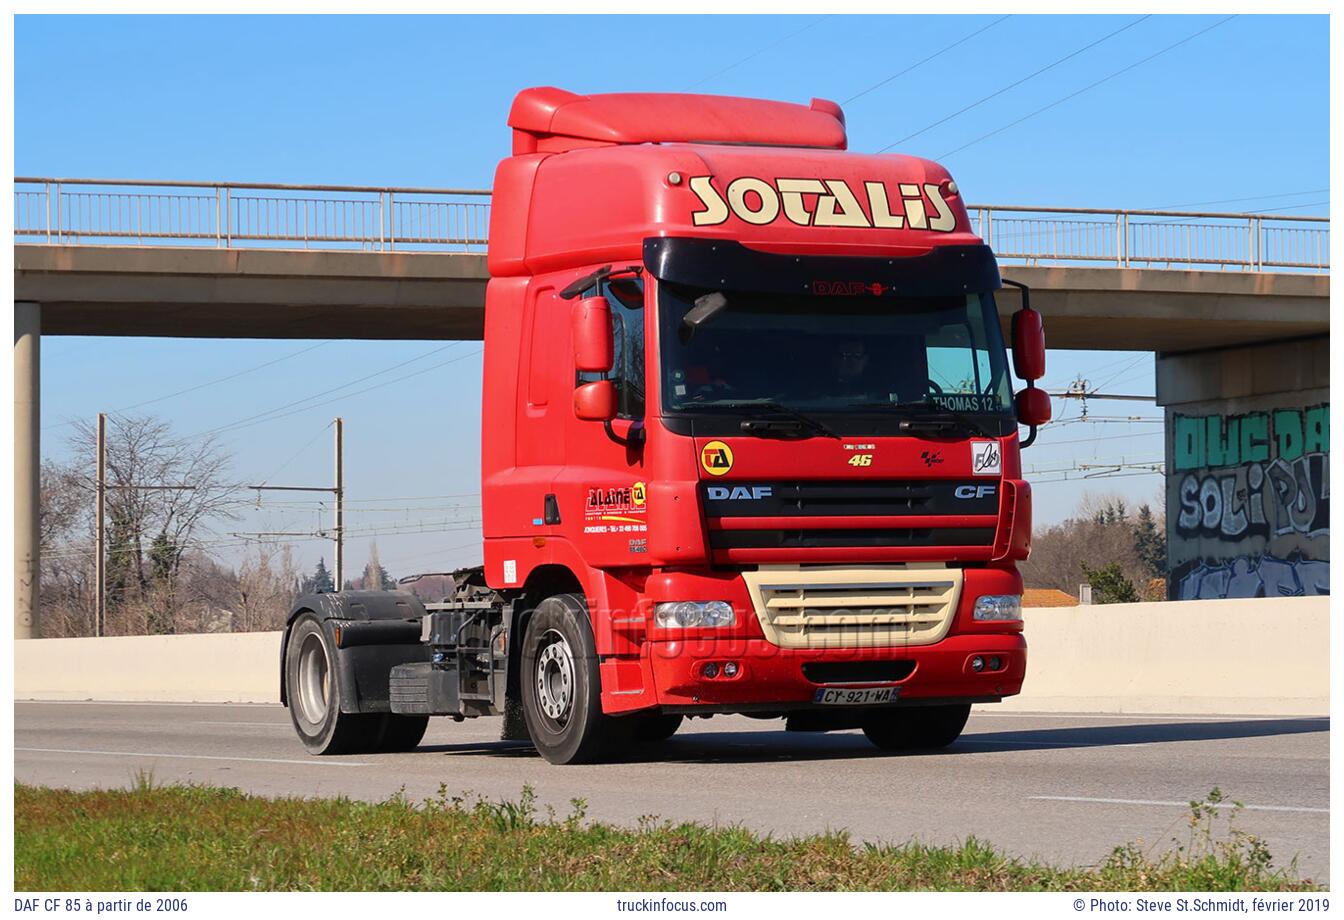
[16,14,1330,578]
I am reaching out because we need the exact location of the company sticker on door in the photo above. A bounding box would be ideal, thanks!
[970,440,1002,477]
[583,481,648,537]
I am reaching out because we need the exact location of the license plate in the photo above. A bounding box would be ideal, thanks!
[813,687,898,706]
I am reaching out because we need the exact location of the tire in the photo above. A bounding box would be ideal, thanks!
[377,715,429,753]
[633,714,684,743]
[861,704,971,752]
[285,613,383,755]
[519,593,614,765]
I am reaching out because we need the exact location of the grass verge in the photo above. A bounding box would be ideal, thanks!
[14,781,1318,891]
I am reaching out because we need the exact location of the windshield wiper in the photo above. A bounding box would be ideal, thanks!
[850,399,994,437]
[722,400,840,439]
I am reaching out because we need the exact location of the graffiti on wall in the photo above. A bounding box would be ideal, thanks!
[1168,404,1329,599]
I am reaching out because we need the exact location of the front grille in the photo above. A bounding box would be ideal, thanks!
[702,480,998,557]
[709,527,995,549]
[741,565,962,650]
[802,661,916,684]
[703,480,998,517]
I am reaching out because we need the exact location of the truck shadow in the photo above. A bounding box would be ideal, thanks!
[948,716,1329,754]
[416,716,1328,763]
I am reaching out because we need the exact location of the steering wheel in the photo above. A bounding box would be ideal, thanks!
[926,379,945,396]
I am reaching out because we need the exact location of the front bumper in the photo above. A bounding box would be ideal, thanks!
[646,632,1026,710]
[631,563,1026,713]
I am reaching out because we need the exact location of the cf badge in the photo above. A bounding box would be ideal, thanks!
[700,440,734,476]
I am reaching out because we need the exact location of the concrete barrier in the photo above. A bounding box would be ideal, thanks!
[13,597,1329,715]
[999,596,1328,715]
[15,631,282,704]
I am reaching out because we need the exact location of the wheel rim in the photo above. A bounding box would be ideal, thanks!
[296,630,330,724]
[535,629,576,725]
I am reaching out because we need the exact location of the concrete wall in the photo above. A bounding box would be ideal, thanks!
[14,597,1328,715]
[996,596,1328,715]
[1157,335,1329,600]
[15,631,282,704]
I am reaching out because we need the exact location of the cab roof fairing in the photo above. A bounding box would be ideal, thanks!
[507,87,848,155]
[493,143,985,278]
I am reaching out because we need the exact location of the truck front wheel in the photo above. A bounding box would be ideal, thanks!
[520,593,613,765]
[861,703,971,751]
[286,613,385,754]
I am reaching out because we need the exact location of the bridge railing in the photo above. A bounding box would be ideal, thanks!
[14,178,1330,271]
[13,178,492,252]
[973,205,1328,271]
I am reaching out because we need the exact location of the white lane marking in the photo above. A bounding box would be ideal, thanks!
[971,711,1325,723]
[16,747,372,767]
[961,738,1109,748]
[19,700,275,708]
[1029,795,1328,814]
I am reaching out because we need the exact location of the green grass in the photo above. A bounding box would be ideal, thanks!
[14,781,1318,892]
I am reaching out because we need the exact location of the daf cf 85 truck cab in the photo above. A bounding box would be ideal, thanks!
[281,87,1050,764]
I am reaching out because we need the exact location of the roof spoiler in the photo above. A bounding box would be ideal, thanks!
[508,87,847,155]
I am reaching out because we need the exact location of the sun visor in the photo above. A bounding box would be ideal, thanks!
[643,238,1002,298]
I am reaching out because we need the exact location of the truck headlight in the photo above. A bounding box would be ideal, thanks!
[654,600,735,628]
[973,594,1022,621]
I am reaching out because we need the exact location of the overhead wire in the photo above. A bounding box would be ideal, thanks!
[253,420,335,487]
[42,340,334,432]
[682,16,833,91]
[203,348,484,437]
[877,15,1150,152]
[938,15,1238,159]
[1151,188,1328,210]
[186,342,472,439]
[842,16,1012,106]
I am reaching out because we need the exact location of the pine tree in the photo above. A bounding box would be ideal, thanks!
[308,557,334,593]
[1081,562,1140,605]
[1133,504,1166,579]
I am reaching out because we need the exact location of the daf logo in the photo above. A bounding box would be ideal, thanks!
[708,485,773,501]
[954,485,997,500]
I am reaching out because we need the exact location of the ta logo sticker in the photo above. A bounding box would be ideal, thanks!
[632,481,647,506]
[971,440,1001,477]
[700,440,734,476]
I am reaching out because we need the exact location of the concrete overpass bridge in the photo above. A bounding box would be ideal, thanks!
[12,179,1331,634]
[14,178,1328,350]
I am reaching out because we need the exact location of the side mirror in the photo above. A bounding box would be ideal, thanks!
[572,296,612,373]
[574,380,617,421]
[1011,306,1045,382]
[1015,387,1052,427]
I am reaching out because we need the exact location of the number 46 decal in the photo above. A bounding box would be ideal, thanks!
[847,453,874,467]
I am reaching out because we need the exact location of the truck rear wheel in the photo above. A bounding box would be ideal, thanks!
[861,703,971,752]
[285,613,383,755]
[520,593,613,765]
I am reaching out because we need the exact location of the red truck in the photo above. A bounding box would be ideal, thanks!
[281,87,1050,764]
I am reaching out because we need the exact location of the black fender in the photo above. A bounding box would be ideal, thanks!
[280,591,430,714]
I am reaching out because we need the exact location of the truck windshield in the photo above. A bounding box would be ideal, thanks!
[658,285,1014,419]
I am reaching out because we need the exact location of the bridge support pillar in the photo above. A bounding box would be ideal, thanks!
[15,301,40,639]
[1157,335,1329,601]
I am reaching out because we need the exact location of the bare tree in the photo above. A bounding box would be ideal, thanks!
[229,543,299,633]
[64,414,236,633]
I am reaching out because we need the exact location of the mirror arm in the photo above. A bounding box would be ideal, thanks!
[604,419,645,447]
[1001,277,1030,310]
[1020,424,1039,449]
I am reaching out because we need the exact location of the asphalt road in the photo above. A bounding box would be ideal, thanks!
[15,701,1330,884]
